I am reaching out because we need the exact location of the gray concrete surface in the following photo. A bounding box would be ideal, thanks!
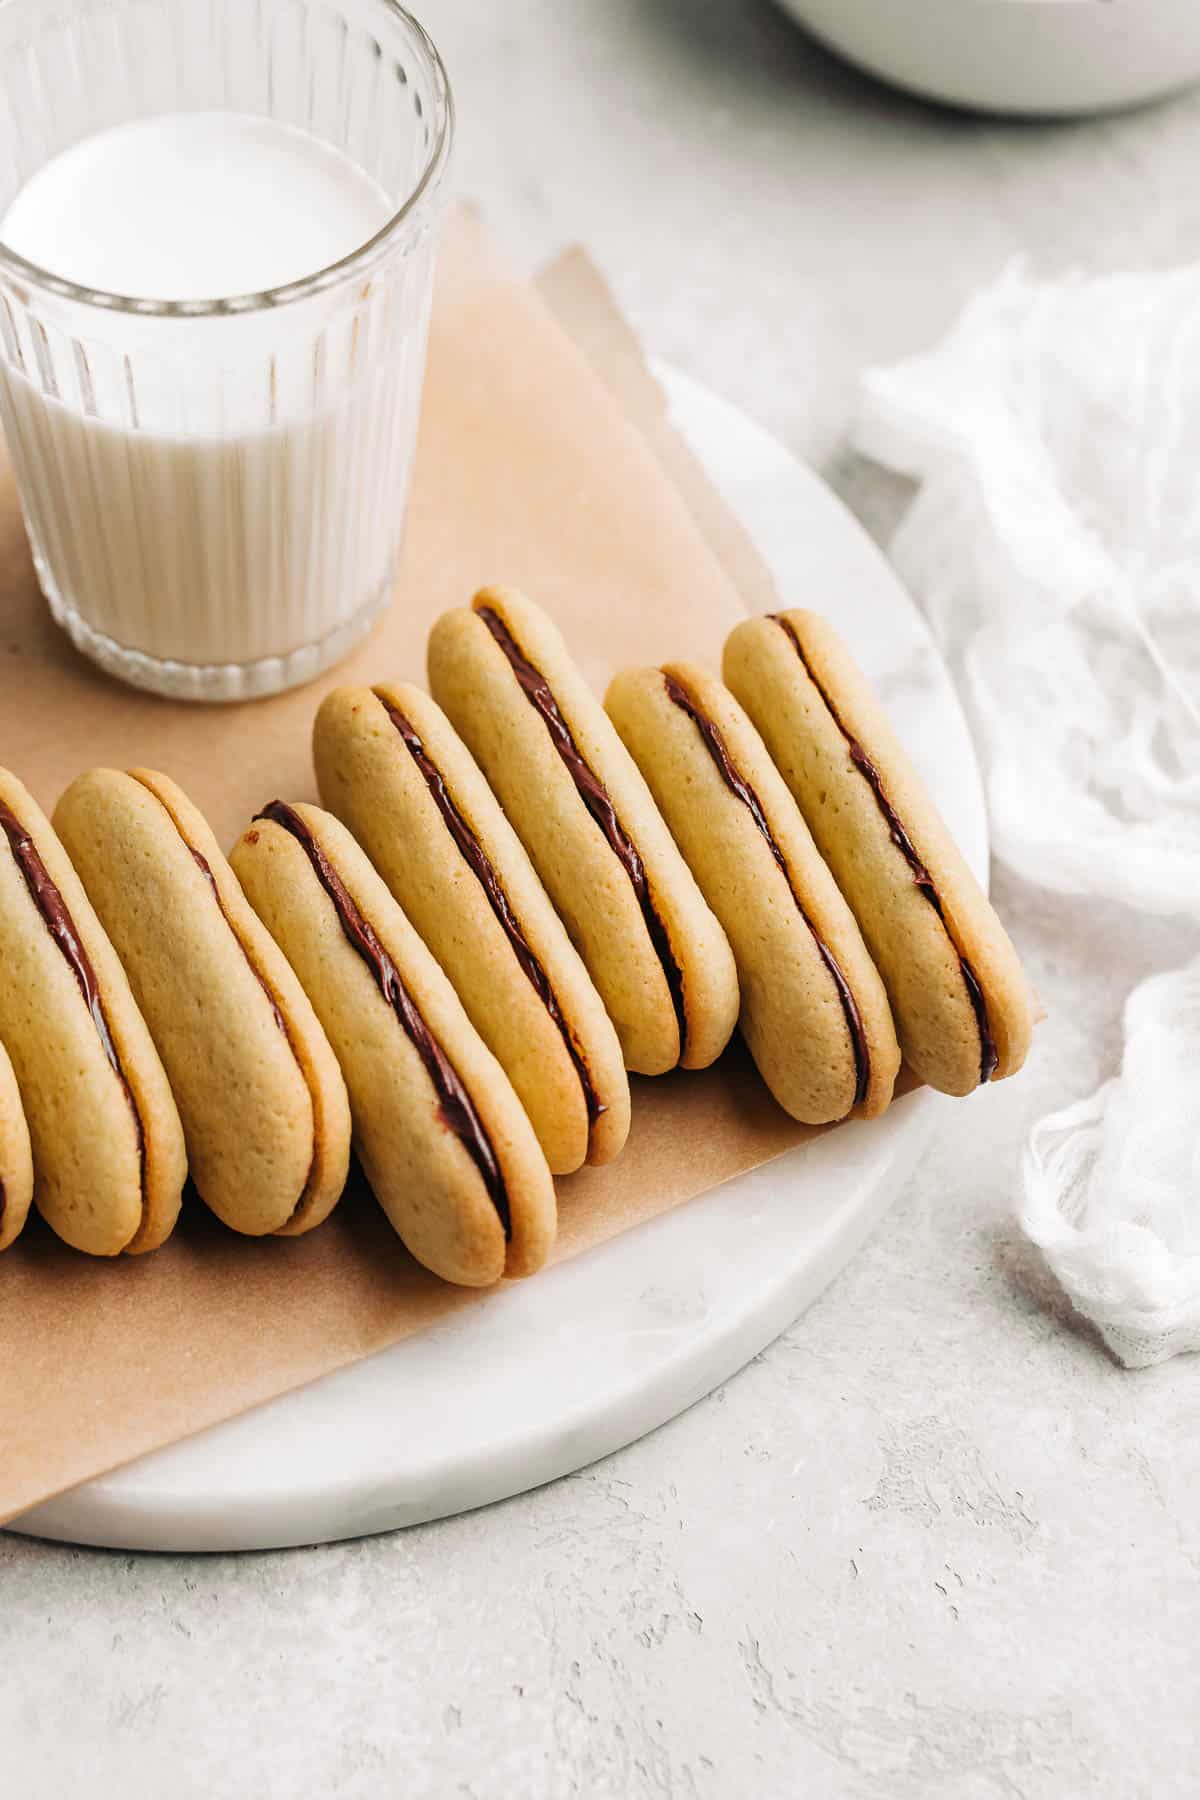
[4,3,1199,1794]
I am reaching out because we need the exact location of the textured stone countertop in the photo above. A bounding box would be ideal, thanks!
[4,4,1198,1795]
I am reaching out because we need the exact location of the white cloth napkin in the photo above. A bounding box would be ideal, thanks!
[1021,958,1200,1367]
[855,262,1200,920]
[855,263,1200,1365]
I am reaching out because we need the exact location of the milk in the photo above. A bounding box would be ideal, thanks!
[0,113,430,696]
[2,114,392,302]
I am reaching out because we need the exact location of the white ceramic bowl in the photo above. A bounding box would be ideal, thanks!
[776,0,1200,118]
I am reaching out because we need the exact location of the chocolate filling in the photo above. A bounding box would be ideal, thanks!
[257,801,510,1238]
[771,614,998,1085]
[374,694,606,1134]
[0,796,146,1174]
[475,604,688,1057]
[661,675,870,1109]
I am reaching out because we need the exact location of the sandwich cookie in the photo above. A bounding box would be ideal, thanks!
[427,587,739,1077]
[54,769,352,1237]
[0,1038,33,1252]
[0,769,186,1256]
[723,610,1034,1095]
[231,803,556,1287]
[605,666,901,1124]
[313,682,630,1176]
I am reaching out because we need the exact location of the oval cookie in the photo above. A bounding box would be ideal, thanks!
[427,587,739,1076]
[606,665,901,1124]
[231,802,556,1288]
[314,682,630,1176]
[0,1037,33,1253]
[54,769,352,1237]
[724,611,1034,1095]
[0,769,186,1256]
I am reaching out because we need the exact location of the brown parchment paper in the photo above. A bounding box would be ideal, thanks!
[0,210,824,1529]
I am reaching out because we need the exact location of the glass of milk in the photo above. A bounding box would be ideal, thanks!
[0,0,451,700]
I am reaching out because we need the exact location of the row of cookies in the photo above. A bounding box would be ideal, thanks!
[0,766,555,1284]
[0,588,1033,1280]
[420,588,1032,1110]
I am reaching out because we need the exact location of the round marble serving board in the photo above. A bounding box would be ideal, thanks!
[9,365,986,1553]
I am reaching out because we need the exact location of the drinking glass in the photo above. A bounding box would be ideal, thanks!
[0,0,452,700]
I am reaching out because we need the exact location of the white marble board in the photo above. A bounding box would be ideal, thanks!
[8,365,986,1553]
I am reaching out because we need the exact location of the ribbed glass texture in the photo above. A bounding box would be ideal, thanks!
[0,0,451,700]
